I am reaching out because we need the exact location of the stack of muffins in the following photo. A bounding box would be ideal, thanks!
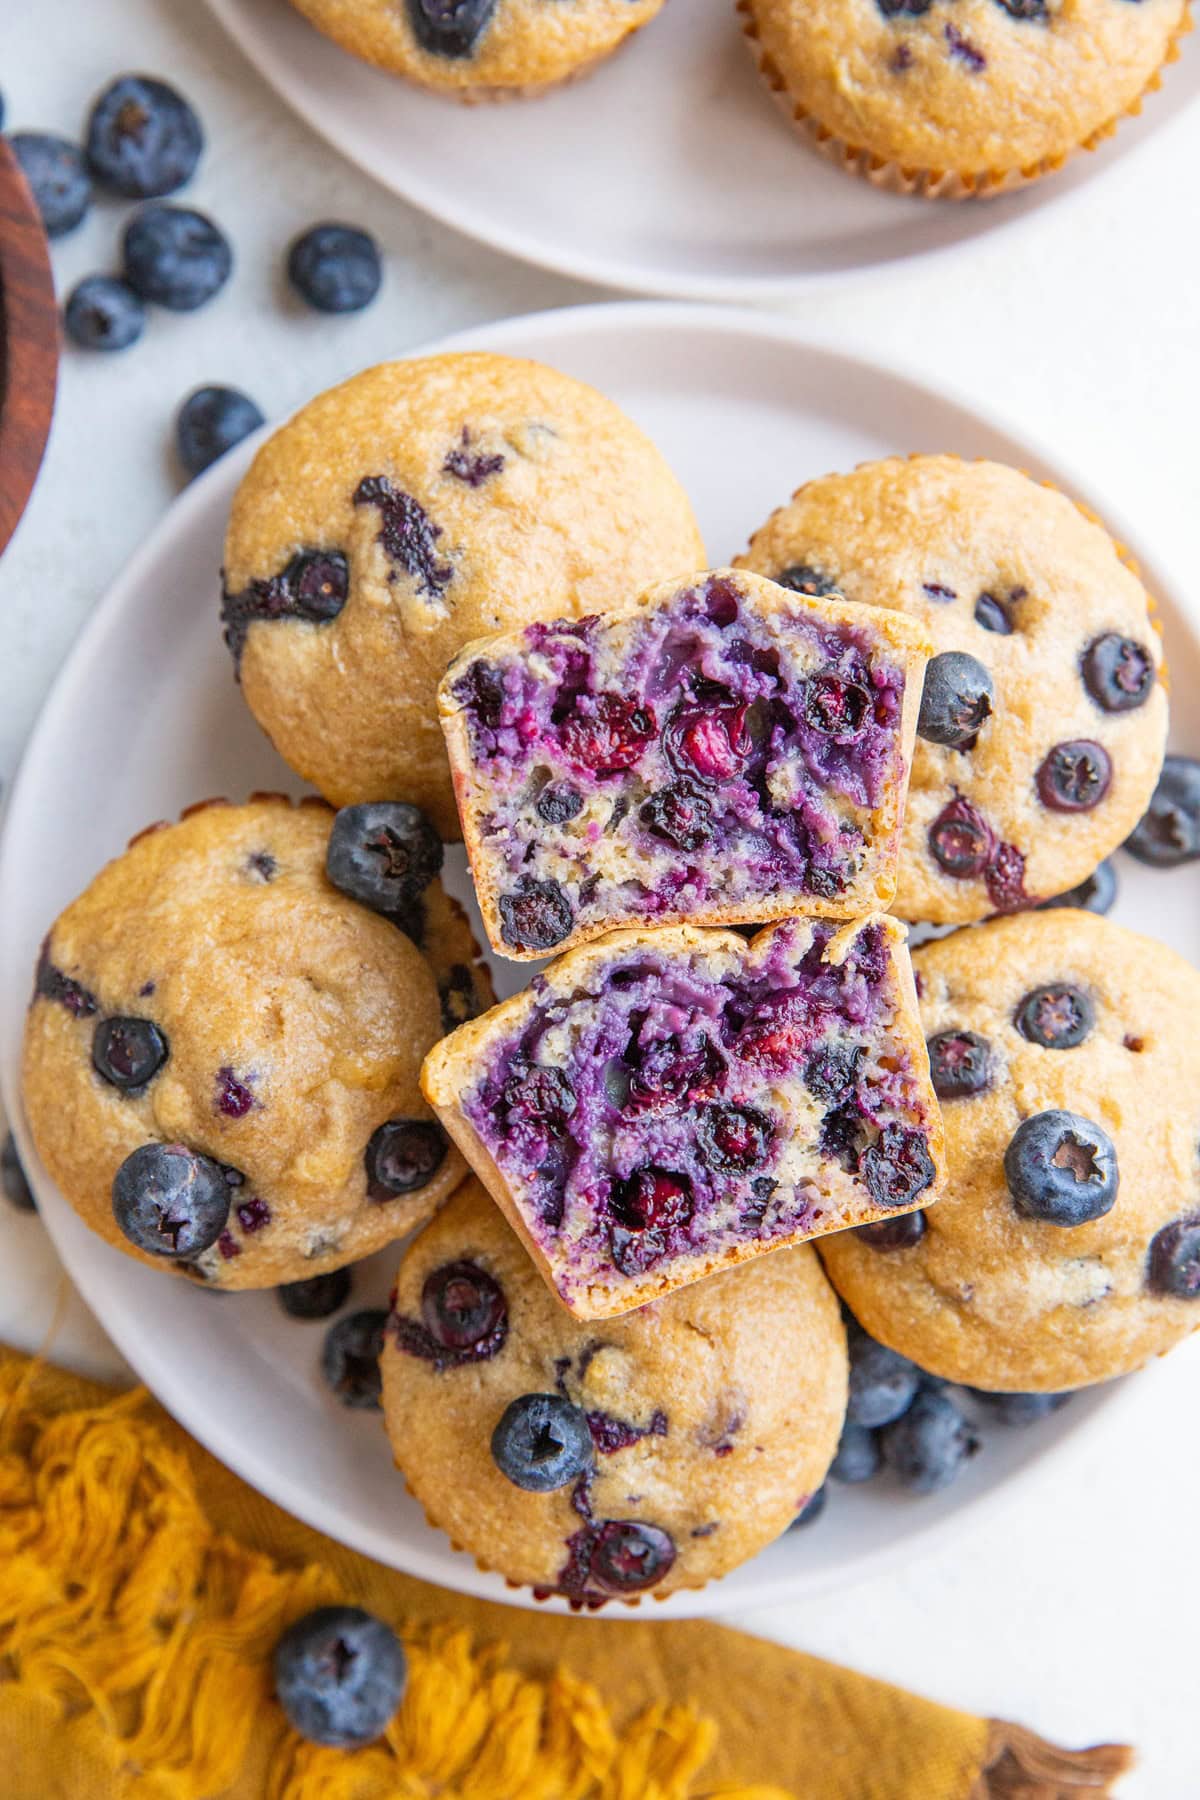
[23,350,1199,1609]
[278,0,1191,200]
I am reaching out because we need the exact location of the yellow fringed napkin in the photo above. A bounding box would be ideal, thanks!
[0,1346,1131,1800]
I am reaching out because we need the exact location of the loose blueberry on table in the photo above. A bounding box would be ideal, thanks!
[64,276,146,352]
[443,572,926,955]
[9,131,92,237]
[85,75,203,199]
[287,222,382,314]
[274,1605,406,1748]
[122,203,232,310]
[1040,859,1117,916]
[175,386,264,479]
[438,916,938,1314]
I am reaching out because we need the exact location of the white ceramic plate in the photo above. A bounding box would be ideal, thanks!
[2,304,1195,1617]
[202,0,1197,300]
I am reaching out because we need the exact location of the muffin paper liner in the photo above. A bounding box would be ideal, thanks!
[737,0,1193,200]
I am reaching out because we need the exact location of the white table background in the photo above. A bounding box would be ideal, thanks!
[2,1,1198,1791]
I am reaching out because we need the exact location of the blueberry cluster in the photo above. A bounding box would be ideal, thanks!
[6,74,382,479]
[793,1320,1069,1528]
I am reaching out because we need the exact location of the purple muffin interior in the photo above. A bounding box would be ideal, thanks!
[459,919,936,1306]
[450,574,911,951]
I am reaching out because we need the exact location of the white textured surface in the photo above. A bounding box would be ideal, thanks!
[1,0,1198,1790]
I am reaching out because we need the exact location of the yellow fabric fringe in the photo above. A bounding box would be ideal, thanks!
[0,1361,787,1800]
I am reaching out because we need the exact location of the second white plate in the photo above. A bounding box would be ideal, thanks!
[2,304,1196,1615]
[204,0,1196,299]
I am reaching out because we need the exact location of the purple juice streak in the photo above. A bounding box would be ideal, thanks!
[236,1197,271,1233]
[215,1068,256,1118]
[34,942,97,1018]
[587,1408,668,1455]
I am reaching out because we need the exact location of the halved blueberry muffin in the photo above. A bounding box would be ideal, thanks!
[422,914,944,1318]
[380,1178,848,1605]
[21,797,476,1288]
[820,909,1200,1390]
[440,568,932,959]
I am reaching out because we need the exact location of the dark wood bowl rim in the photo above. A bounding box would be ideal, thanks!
[0,138,59,560]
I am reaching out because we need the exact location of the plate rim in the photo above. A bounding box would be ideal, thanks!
[201,0,1196,302]
[0,298,1176,1617]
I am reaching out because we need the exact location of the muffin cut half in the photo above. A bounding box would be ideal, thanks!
[439,568,932,959]
[422,913,944,1318]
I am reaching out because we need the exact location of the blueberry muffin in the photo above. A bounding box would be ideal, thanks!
[440,568,932,959]
[737,457,1167,923]
[739,0,1189,198]
[380,1178,848,1604]
[819,910,1200,1391]
[285,0,667,99]
[21,797,471,1289]
[222,354,704,840]
[422,914,944,1318]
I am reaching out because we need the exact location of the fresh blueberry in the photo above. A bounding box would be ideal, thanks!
[365,1119,447,1200]
[846,1334,920,1429]
[63,276,146,351]
[775,565,838,596]
[881,1388,979,1493]
[1146,1216,1200,1298]
[1082,634,1155,714]
[640,782,714,852]
[274,1605,406,1748]
[928,796,993,879]
[111,1142,231,1257]
[1125,757,1200,867]
[1015,984,1093,1050]
[287,223,382,314]
[421,1260,507,1352]
[536,783,583,826]
[790,1485,828,1527]
[1036,741,1112,813]
[1004,1110,1118,1227]
[278,1267,353,1320]
[968,1388,1071,1425]
[2,1134,36,1213]
[861,1124,936,1211]
[1040,859,1117,915]
[123,204,232,310]
[974,591,1014,634]
[10,131,91,237]
[917,652,993,749]
[830,1420,881,1484]
[855,1208,926,1250]
[175,386,264,479]
[406,0,499,57]
[498,877,573,953]
[697,1104,773,1173]
[927,1029,993,1100]
[321,1309,387,1409]
[326,802,443,915]
[491,1392,594,1492]
[85,75,203,198]
[92,1016,169,1089]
